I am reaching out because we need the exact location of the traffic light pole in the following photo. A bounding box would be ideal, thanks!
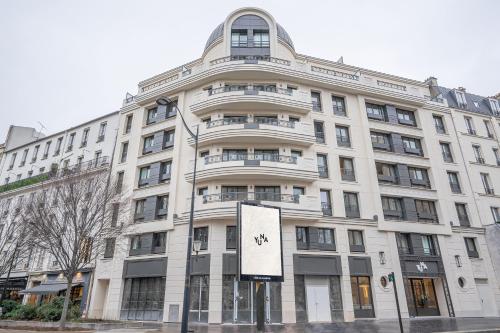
[389,272,404,333]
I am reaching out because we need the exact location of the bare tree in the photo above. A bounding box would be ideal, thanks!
[23,169,129,328]
[0,197,32,300]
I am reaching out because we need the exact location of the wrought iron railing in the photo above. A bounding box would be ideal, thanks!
[209,55,291,66]
[205,117,295,129]
[204,154,297,165]
[202,192,298,203]
[208,85,292,96]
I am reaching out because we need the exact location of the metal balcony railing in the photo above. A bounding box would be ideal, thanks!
[312,101,322,112]
[208,85,292,96]
[318,166,329,178]
[321,203,333,216]
[205,117,296,129]
[209,55,291,66]
[315,132,325,144]
[202,192,298,204]
[204,153,297,165]
[341,169,356,181]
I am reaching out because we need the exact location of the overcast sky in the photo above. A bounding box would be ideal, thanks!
[1,0,499,141]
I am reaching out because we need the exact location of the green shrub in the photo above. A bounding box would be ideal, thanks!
[0,300,20,317]
[3,304,37,320]
[69,304,81,320]
[36,297,64,322]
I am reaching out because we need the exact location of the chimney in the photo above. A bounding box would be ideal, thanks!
[457,87,466,92]
[424,76,440,99]
[424,76,438,87]
[494,93,500,100]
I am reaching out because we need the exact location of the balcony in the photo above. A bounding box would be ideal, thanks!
[189,192,322,221]
[0,156,109,194]
[190,85,312,115]
[485,187,495,195]
[185,153,318,182]
[210,55,291,66]
[187,117,315,147]
[341,169,356,182]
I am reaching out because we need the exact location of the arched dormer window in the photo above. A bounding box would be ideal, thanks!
[230,14,270,57]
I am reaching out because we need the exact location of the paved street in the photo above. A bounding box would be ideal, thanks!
[1,318,500,333]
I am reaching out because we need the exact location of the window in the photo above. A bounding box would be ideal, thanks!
[332,95,346,116]
[296,227,309,249]
[484,120,494,138]
[8,153,16,170]
[464,237,479,258]
[124,114,133,134]
[340,157,355,181]
[160,161,171,182]
[408,167,429,187]
[376,163,397,183]
[198,187,208,198]
[134,200,145,221]
[291,150,302,160]
[67,133,75,151]
[336,125,351,147]
[31,145,39,162]
[289,116,300,123]
[344,192,360,218]
[152,232,166,253]
[448,172,461,193]
[314,121,325,143]
[138,166,150,187]
[415,200,438,222]
[81,128,89,147]
[455,203,470,226]
[366,103,385,120]
[382,196,404,219]
[351,276,375,318]
[231,30,247,47]
[97,122,107,141]
[293,186,305,202]
[116,171,124,194]
[440,142,453,162]
[253,30,269,47]
[20,149,28,166]
[490,99,500,114]
[156,195,168,219]
[455,90,467,108]
[320,189,332,216]
[163,130,175,148]
[370,132,391,150]
[104,238,116,258]
[43,141,51,159]
[130,235,142,251]
[402,137,422,155]
[464,117,475,135]
[147,107,158,125]
[421,235,436,255]
[143,135,155,154]
[311,91,322,111]
[200,150,209,158]
[94,151,102,164]
[111,203,119,227]
[348,230,364,252]
[397,233,412,254]
[473,145,484,163]
[194,227,209,250]
[120,142,129,163]
[396,109,416,126]
[317,228,335,246]
[433,115,446,134]
[54,137,63,156]
[317,154,328,178]
[255,186,280,201]
[493,148,500,166]
[226,226,237,250]
[480,173,494,195]
[491,207,500,223]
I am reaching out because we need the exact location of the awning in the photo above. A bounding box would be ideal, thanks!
[20,281,82,295]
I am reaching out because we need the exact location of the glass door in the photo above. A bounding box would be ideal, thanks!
[189,275,209,323]
[410,278,440,316]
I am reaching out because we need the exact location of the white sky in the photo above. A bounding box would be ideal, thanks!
[1,0,499,140]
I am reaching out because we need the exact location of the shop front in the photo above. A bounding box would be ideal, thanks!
[293,254,343,323]
[222,254,282,324]
[0,271,28,302]
[349,256,375,318]
[396,233,454,318]
[189,254,210,323]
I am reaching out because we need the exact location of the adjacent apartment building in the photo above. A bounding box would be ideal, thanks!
[1,6,500,325]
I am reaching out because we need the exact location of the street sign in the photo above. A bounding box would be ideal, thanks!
[237,202,284,282]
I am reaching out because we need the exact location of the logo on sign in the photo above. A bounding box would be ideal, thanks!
[254,234,269,246]
[416,262,428,273]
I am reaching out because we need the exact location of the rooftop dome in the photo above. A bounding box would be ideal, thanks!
[204,20,295,52]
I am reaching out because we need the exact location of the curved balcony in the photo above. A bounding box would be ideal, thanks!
[187,117,315,146]
[185,153,318,182]
[186,192,322,221]
[190,85,312,115]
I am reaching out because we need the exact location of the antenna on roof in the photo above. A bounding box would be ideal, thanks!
[35,121,47,140]
[181,65,191,76]
[125,92,134,103]
[337,56,344,64]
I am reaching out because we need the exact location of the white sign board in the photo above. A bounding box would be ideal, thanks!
[238,202,283,282]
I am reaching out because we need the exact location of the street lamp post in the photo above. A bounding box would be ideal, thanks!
[156,97,198,333]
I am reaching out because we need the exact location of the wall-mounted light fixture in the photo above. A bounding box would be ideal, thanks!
[379,251,386,265]
[455,255,462,267]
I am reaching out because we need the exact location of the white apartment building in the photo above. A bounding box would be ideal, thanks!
[1,6,500,326]
[0,111,119,312]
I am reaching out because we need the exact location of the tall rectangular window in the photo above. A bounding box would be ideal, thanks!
[397,233,412,254]
[351,276,375,318]
[317,154,328,178]
[226,226,237,250]
[440,142,453,162]
[67,133,75,151]
[116,171,124,194]
[473,145,484,163]
[484,120,494,138]
[253,30,269,47]
[464,116,475,135]
[311,91,322,111]
[344,192,360,218]
[134,199,145,222]
[124,114,133,134]
[456,91,467,108]
[332,95,346,116]
[231,30,247,47]
[120,142,129,163]
[493,148,500,166]
[480,173,494,195]
[160,161,172,182]
[8,153,16,170]
[455,203,470,227]
[296,227,309,250]
[81,128,90,147]
[43,141,51,159]
[98,122,107,141]
[339,157,355,181]
[147,107,158,125]
[138,166,151,187]
[348,230,364,252]
[433,115,446,134]
[314,121,325,143]
[54,137,63,156]
[194,227,209,250]
[31,145,40,162]
[320,189,332,216]
[163,130,175,148]
[336,125,351,147]
[491,207,500,223]
[421,235,436,255]
[448,172,461,193]
[464,237,479,258]
[156,195,168,219]
[104,238,115,258]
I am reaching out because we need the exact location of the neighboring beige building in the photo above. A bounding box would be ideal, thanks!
[2,6,499,326]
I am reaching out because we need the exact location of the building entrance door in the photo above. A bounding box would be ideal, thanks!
[475,279,497,317]
[410,278,440,316]
[305,277,331,322]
